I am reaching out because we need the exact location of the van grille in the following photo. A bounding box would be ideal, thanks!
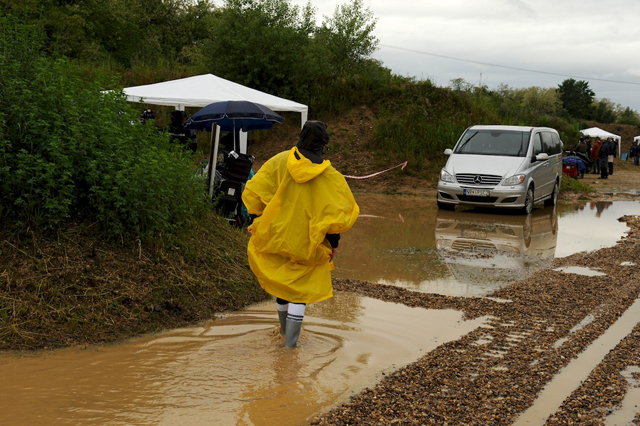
[457,195,498,203]
[456,174,502,186]
[452,241,496,251]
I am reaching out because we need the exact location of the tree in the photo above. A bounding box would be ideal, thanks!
[590,99,616,124]
[31,0,216,67]
[617,106,640,126]
[557,78,595,119]
[520,87,559,117]
[317,0,379,74]
[203,0,315,99]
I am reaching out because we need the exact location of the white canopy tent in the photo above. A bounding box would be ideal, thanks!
[580,127,621,157]
[122,73,308,154]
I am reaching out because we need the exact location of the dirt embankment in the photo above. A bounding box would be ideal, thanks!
[0,213,268,351]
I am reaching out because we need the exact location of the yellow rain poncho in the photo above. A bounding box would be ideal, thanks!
[242,147,359,304]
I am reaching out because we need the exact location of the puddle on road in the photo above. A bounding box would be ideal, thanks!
[0,292,488,426]
[333,195,639,297]
[553,266,607,276]
[554,200,640,257]
[604,366,640,426]
[514,297,640,426]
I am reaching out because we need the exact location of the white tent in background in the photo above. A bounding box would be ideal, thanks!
[634,135,640,142]
[580,127,621,157]
[122,74,308,153]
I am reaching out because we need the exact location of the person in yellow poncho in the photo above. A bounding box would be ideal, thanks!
[242,121,359,348]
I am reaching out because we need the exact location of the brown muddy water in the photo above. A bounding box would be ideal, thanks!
[334,195,639,297]
[0,294,487,426]
[1,195,638,426]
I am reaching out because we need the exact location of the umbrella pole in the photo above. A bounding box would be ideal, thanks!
[206,124,216,195]
[208,125,222,198]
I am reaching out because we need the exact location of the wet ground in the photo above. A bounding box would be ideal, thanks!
[0,294,487,426]
[1,195,639,425]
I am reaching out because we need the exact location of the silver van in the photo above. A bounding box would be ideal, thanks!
[436,125,563,214]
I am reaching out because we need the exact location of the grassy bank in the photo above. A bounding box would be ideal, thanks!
[0,212,268,351]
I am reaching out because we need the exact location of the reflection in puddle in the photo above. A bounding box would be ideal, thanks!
[334,195,639,297]
[434,207,557,296]
[554,201,639,257]
[0,293,489,426]
[553,266,606,276]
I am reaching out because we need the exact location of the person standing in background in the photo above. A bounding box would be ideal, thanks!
[584,135,592,158]
[590,137,602,174]
[607,138,615,175]
[599,138,611,179]
[167,110,198,152]
[629,141,637,165]
[572,136,588,154]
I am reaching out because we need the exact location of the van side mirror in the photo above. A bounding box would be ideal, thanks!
[444,148,453,156]
[533,153,549,162]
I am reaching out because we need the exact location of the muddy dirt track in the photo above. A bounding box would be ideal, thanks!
[308,162,640,425]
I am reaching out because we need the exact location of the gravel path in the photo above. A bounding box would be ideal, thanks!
[311,215,640,425]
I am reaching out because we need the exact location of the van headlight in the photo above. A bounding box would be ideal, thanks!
[502,174,525,186]
[440,169,455,183]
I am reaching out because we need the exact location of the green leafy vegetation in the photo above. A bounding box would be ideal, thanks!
[1,18,207,241]
[560,176,597,194]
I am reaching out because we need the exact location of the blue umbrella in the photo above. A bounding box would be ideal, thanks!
[185,100,284,132]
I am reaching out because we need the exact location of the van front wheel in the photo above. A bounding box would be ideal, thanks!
[544,182,558,207]
[437,200,455,211]
[521,186,534,215]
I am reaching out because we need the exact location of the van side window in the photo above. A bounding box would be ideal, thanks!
[541,132,553,154]
[550,132,561,154]
[533,133,543,156]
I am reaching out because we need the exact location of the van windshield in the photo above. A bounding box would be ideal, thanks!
[454,130,531,157]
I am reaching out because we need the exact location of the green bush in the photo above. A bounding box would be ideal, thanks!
[0,19,207,240]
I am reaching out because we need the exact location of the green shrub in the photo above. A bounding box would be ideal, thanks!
[0,19,207,241]
[560,176,595,194]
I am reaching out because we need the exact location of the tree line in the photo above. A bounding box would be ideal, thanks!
[2,0,383,111]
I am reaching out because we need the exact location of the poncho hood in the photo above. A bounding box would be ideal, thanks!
[296,121,329,164]
[287,147,330,183]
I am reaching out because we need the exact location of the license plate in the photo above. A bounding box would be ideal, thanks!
[461,230,487,239]
[463,189,490,196]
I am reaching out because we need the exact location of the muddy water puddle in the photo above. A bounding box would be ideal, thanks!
[0,293,488,426]
[333,195,639,297]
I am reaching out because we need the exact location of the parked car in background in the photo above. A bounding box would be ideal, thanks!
[436,125,563,214]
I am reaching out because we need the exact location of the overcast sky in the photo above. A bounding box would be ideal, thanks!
[287,0,640,113]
